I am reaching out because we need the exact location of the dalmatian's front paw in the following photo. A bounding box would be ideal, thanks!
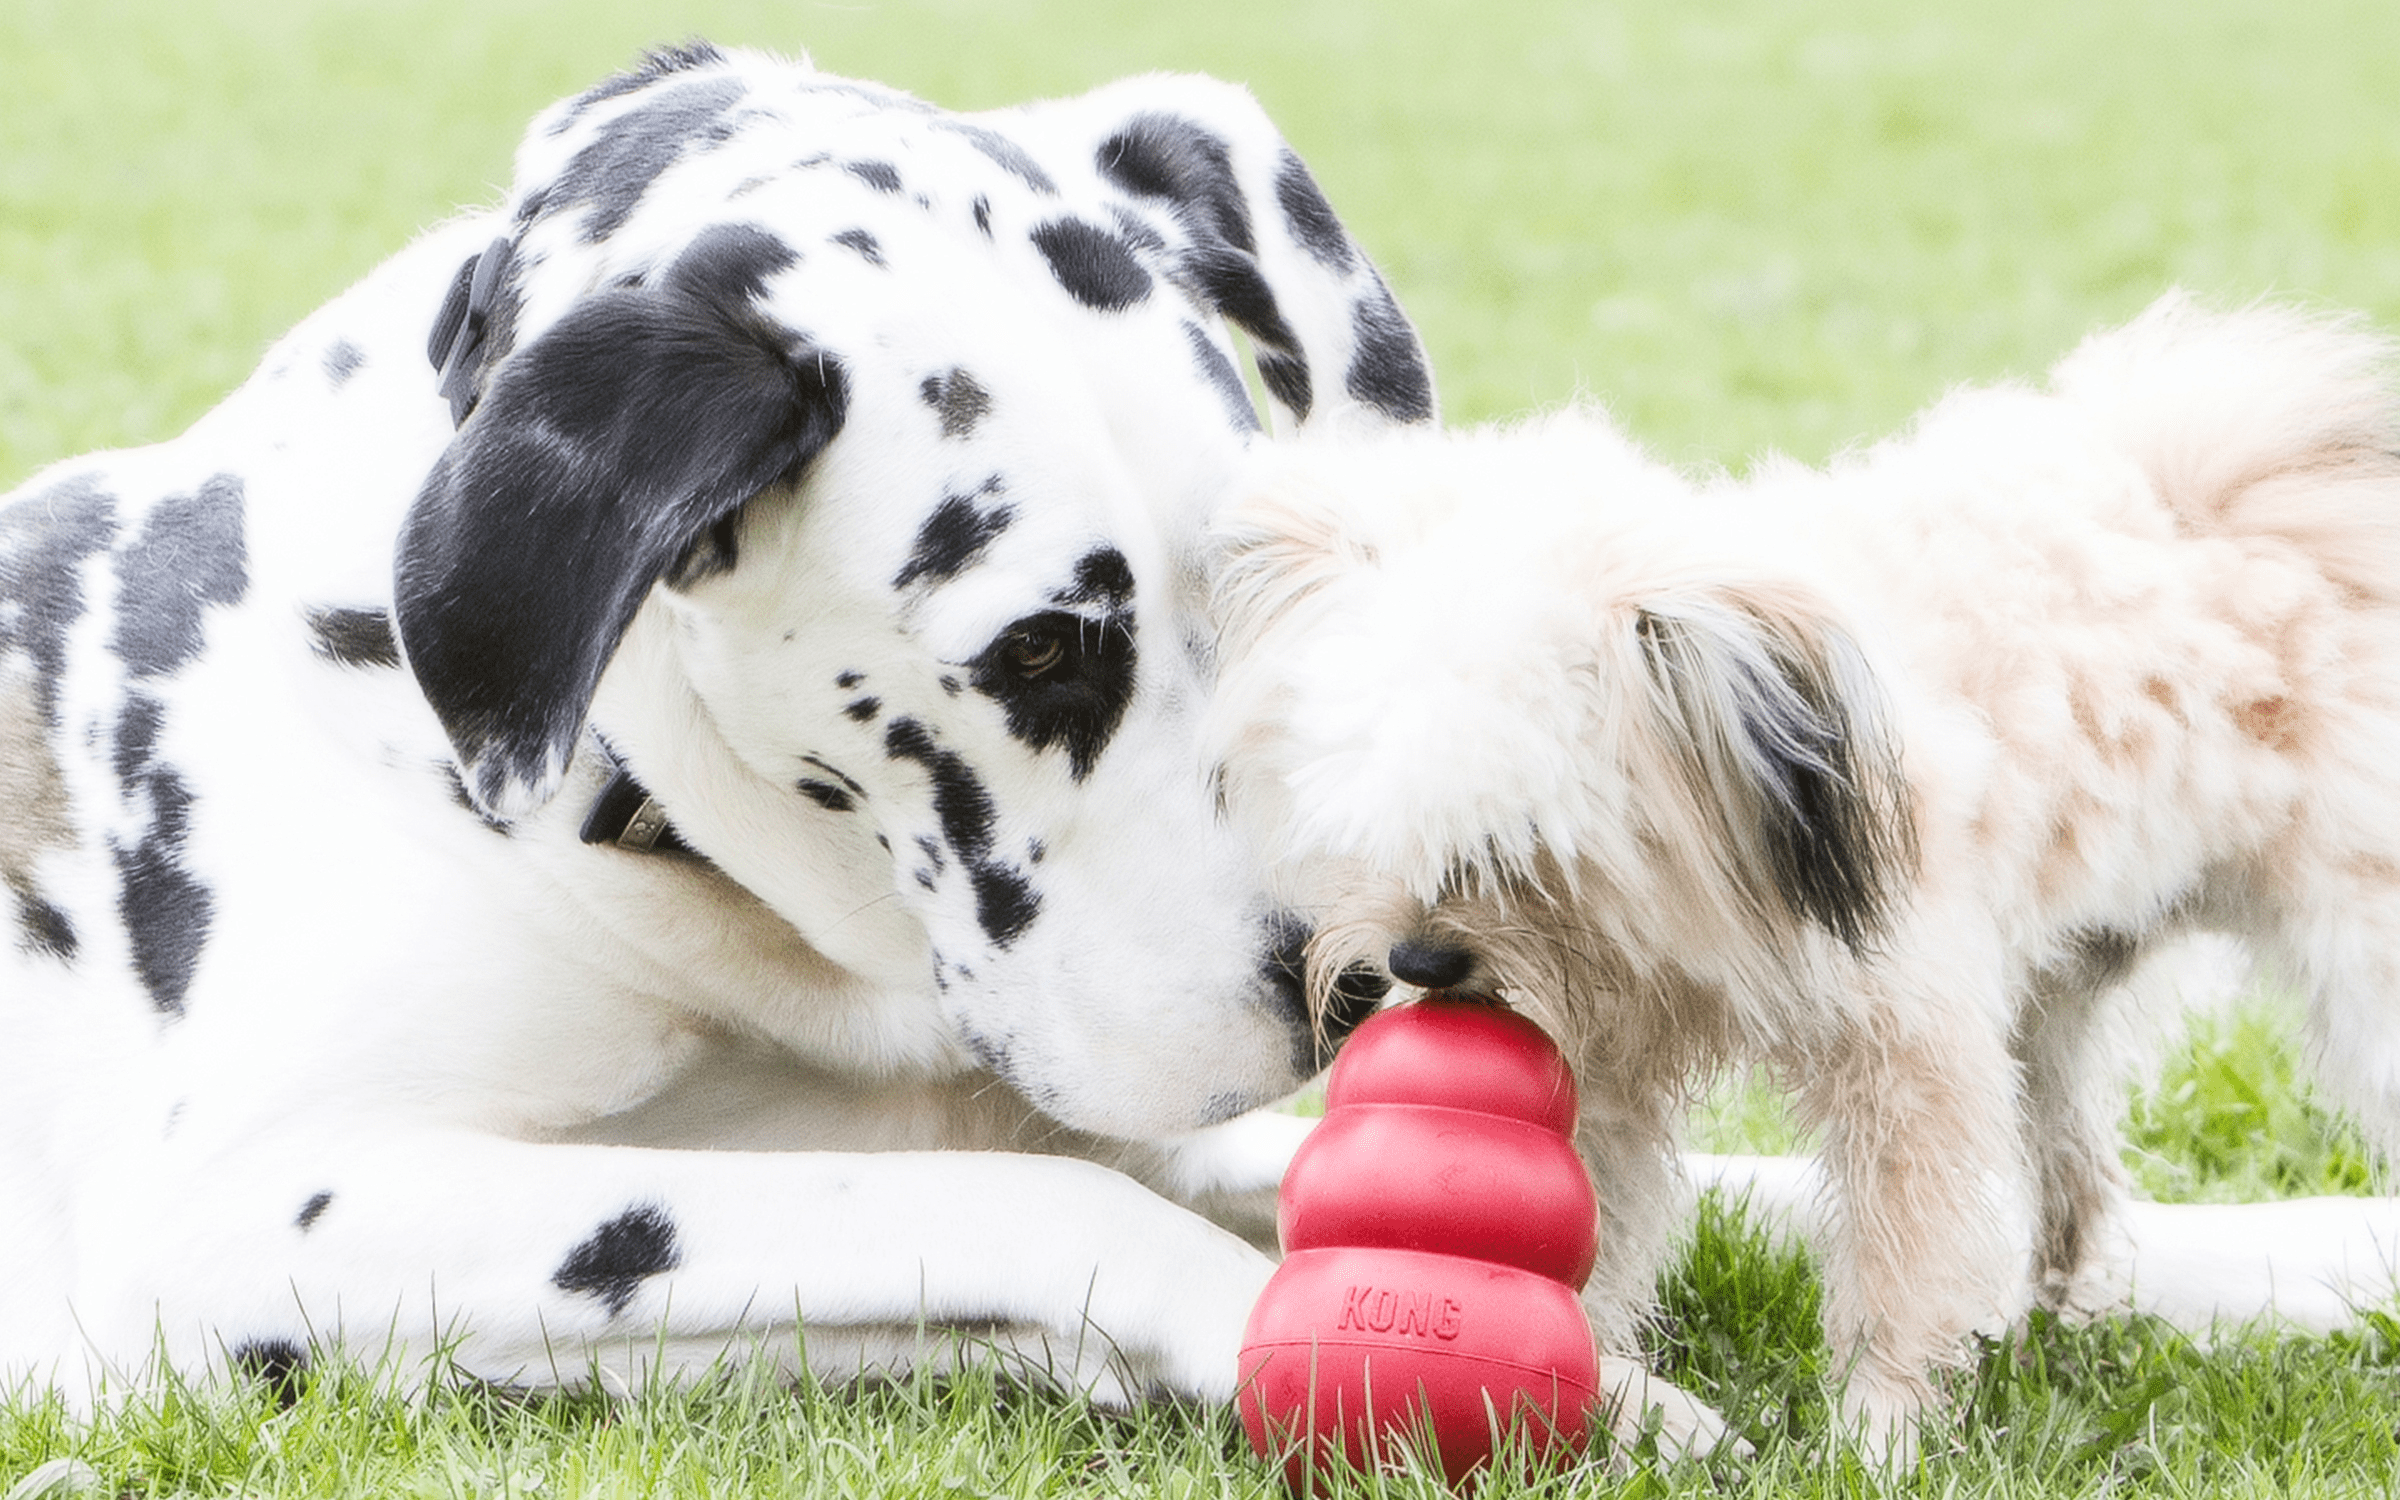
[1130,1229,1278,1404]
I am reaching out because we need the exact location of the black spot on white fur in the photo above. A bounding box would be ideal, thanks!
[0,473,110,957]
[799,755,863,798]
[1181,238,1308,419]
[1274,150,1354,272]
[113,760,211,1015]
[919,368,992,439]
[1029,218,1152,312]
[112,694,163,783]
[935,120,1058,195]
[797,778,856,812]
[111,475,248,678]
[1086,121,1313,420]
[13,896,75,962]
[553,1205,682,1316]
[0,476,118,724]
[532,73,746,242]
[398,222,846,820]
[295,1191,334,1231]
[1345,276,1434,423]
[1183,322,1261,432]
[230,1338,309,1405]
[832,227,885,266]
[322,339,365,387]
[553,42,730,130]
[1054,547,1134,610]
[843,159,903,194]
[305,606,401,669]
[883,717,1040,946]
[1097,114,1252,251]
[892,481,1014,590]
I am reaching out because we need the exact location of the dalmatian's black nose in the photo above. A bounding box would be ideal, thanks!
[1318,962,1389,1054]
[1387,937,1476,992]
[1264,915,1391,1071]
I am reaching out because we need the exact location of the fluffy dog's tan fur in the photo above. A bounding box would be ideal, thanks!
[1209,293,2400,1450]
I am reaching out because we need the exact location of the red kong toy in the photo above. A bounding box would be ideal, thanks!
[1237,996,1601,1489]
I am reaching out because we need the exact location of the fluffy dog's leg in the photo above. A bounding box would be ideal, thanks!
[1576,1072,1744,1457]
[2014,937,2142,1317]
[1797,963,2032,1464]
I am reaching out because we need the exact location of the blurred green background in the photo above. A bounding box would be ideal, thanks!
[6,0,2400,492]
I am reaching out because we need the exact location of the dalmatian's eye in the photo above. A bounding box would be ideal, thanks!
[1002,623,1069,679]
[969,606,1137,778]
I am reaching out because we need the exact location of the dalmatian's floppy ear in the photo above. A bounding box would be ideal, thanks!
[396,223,848,822]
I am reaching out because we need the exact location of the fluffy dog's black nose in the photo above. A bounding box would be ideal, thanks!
[1388,938,1476,991]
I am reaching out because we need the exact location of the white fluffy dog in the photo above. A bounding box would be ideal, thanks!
[1207,293,2400,1451]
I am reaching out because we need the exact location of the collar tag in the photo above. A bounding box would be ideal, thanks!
[578,749,695,857]
[617,795,673,852]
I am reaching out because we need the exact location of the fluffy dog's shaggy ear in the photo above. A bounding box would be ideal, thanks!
[1632,589,1916,954]
[396,223,848,821]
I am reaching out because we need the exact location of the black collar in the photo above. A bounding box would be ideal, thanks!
[579,741,696,856]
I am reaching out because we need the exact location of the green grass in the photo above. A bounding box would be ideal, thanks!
[9,1003,2400,1499]
[10,0,2400,1492]
[9,0,2400,487]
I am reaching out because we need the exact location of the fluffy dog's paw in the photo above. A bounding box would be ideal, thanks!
[1596,1355,1752,1460]
[1836,1374,1927,1468]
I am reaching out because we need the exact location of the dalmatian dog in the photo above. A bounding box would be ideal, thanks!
[0,43,1434,1404]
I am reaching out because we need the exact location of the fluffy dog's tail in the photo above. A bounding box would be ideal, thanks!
[2050,291,2400,605]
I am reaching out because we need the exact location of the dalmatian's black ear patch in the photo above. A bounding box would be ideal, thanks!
[397,222,847,822]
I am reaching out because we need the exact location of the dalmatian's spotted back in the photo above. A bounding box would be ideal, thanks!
[0,44,1426,1402]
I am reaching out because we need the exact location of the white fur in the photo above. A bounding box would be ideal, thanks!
[1210,292,2400,1456]
[0,50,1433,1405]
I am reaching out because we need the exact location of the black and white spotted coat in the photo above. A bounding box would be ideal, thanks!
[0,44,1429,1403]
